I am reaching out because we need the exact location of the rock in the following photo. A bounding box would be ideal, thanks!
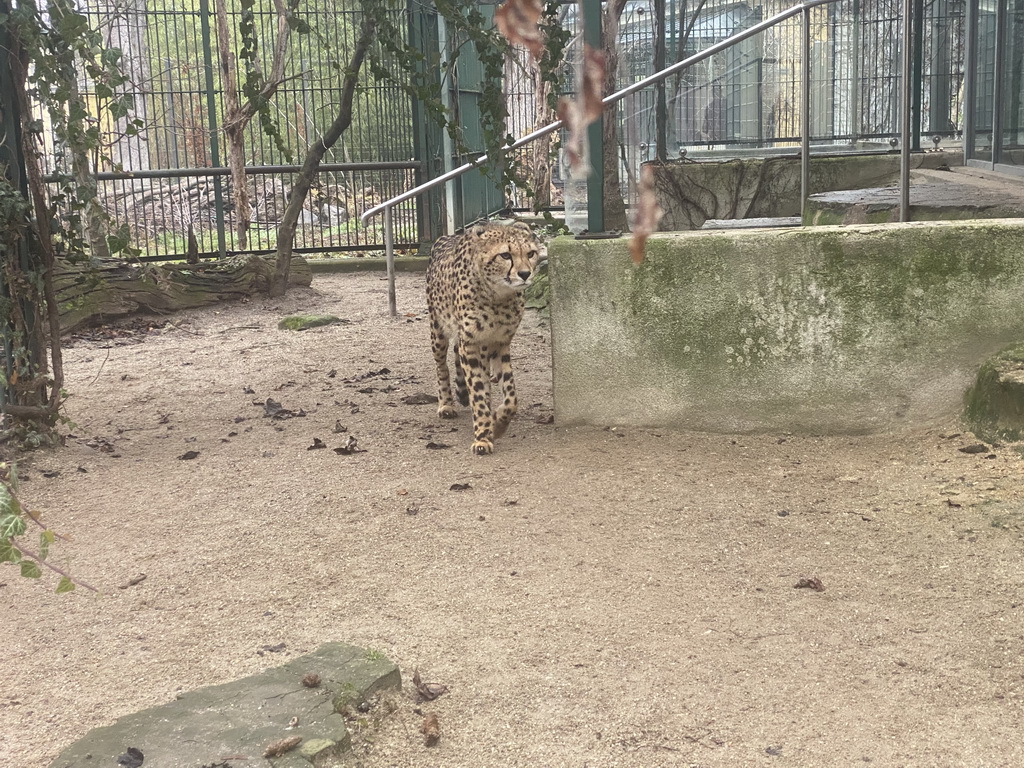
[963,343,1024,442]
[321,203,350,228]
[278,314,347,331]
[49,643,401,768]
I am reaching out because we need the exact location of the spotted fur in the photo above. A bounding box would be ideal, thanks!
[426,221,545,455]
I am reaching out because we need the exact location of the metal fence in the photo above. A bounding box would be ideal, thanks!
[40,0,420,261]
[36,0,969,257]
[506,0,966,209]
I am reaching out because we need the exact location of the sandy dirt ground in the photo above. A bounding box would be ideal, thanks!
[3,270,1024,768]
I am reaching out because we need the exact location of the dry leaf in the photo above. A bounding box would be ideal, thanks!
[301,672,321,688]
[794,577,825,592]
[558,45,606,175]
[421,712,441,747]
[413,668,449,702]
[495,0,544,60]
[629,164,664,264]
[263,735,302,757]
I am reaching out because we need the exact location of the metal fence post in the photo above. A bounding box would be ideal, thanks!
[801,5,811,219]
[900,0,913,221]
[583,0,605,233]
[198,0,228,257]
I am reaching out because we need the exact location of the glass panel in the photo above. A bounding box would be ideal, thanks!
[974,0,998,161]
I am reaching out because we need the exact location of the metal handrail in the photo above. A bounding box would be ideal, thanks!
[364,0,913,315]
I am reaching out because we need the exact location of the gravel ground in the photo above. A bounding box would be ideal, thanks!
[3,270,1024,768]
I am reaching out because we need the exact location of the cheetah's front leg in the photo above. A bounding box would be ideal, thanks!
[459,343,494,455]
[431,323,457,419]
[492,345,517,439]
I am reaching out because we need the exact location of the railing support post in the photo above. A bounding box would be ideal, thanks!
[384,206,397,318]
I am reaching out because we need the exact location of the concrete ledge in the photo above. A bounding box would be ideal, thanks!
[50,643,401,768]
[549,220,1024,433]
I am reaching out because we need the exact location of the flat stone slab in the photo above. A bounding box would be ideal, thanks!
[50,643,401,768]
[806,173,1024,224]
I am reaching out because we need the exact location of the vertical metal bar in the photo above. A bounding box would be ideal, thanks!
[801,6,811,220]
[850,0,861,143]
[384,206,397,317]
[992,0,1007,167]
[911,0,924,150]
[963,0,977,160]
[198,0,227,257]
[900,0,913,221]
[654,0,667,161]
[583,0,605,233]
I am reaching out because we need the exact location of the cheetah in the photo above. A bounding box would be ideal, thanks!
[426,221,545,455]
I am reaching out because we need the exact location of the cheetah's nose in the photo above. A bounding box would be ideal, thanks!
[517,269,532,281]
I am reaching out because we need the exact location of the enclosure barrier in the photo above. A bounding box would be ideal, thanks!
[361,0,919,317]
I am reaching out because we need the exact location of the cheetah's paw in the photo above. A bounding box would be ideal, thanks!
[471,439,494,455]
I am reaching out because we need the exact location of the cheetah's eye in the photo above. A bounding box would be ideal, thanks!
[498,252,512,261]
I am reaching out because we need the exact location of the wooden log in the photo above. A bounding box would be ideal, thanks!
[55,253,312,334]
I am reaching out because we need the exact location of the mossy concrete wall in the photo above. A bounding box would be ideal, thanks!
[549,219,1024,433]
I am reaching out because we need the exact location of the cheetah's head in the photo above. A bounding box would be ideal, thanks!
[467,221,546,294]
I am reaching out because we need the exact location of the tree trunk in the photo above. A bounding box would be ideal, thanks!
[68,77,112,261]
[271,15,375,297]
[54,254,312,334]
[215,0,294,251]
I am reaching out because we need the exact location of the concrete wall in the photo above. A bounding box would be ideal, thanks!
[549,219,1024,434]
[652,151,959,230]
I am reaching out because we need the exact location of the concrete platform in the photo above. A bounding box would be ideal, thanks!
[806,166,1024,225]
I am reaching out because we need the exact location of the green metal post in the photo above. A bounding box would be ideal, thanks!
[407,0,444,245]
[583,0,604,233]
[655,0,667,161]
[198,0,227,257]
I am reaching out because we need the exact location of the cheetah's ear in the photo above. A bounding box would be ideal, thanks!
[469,223,490,238]
[509,221,533,233]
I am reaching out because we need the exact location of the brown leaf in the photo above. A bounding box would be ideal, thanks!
[794,577,825,592]
[495,0,545,60]
[413,668,449,702]
[301,672,321,688]
[629,164,664,264]
[558,45,606,175]
[263,735,302,757]
[420,712,441,747]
